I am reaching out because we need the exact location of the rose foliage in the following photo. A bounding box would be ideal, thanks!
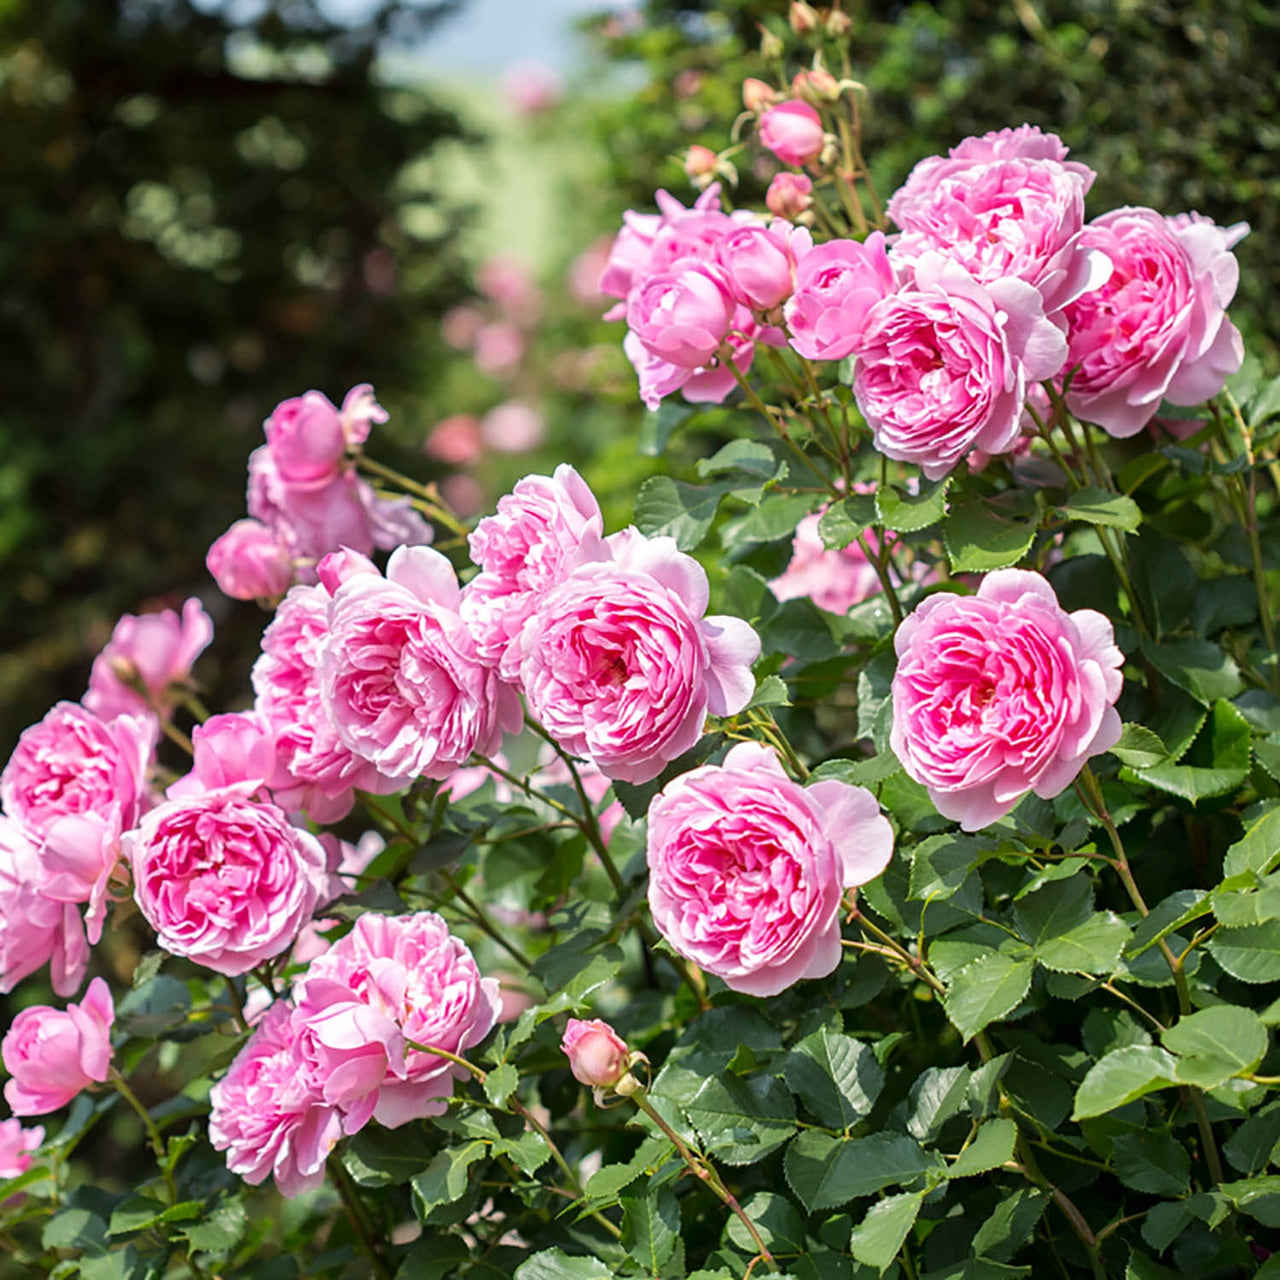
[3,13,1280,1280]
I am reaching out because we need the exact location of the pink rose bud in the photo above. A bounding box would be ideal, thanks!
[758,100,825,168]
[626,260,737,368]
[562,1018,631,1088]
[891,570,1124,830]
[716,222,799,312]
[207,519,294,601]
[789,0,819,33]
[766,172,813,220]
[316,547,379,595]
[684,144,719,184]
[760,27,784,58]
[742,77,776,113]
[2,977,114,1116]
[264,391,349,484]
[826,9,853,36]
[791,68,840,104]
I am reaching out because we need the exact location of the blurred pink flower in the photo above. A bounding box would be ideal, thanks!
[503,62,562,116]
[473,322,526,377]
[480,401,545,454]
[425,414,484,467]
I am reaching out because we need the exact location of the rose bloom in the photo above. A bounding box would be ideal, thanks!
[1,817,89,997]
[647,742,893,997]
[888,151,1111,323]
[1062,207,1247,438]
[2,977,114,1116]
[758,100,825,167]
[253,582,396,823]
[0,1117,44,1182]
[321,546,522,781]
[516,530,760,784]
[207,518,294,601]
[626,259,737,369]
[715,221,810,312]
[562,1018,630,1088]
[84,597,213,722]
[891,569,1124,831]
[208,1001,356,1200]
[462,464,605,675]
[294,912,501,1128]
[853,254,1067,479]
[166,711,277,801]
[126,789,330,976]
[769,510,886,614]
[263,389,350,485]
[783,234,895,362]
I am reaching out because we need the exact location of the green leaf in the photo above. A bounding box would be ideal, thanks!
[1224,1102,1280,1174]
[182,1198,247,1253]
[495,1130,550,1177]
[784,1131,936,1212]
[411,1140,487,1220]
[484,1062,518,1108]
[685,1073,797,1166]
[1217,1175,1280,1227]
[1208,921,1280,983]
[971,1188,1049,1262]
[1057,487,1143,531]
[784,1026,883,1129]
[697,439,780,480]
[810,752,902,787]
[909,835,987,903]
[1110,724,1171,770]
[1072,1045,1178,1119]
[747,674,791,709]
[622,1184,680,1272]
[943,493,1037,572]
[1223,803,1280,877]
[1162,1006,1268,1087]
[1141,1201,1193,1253]
[726,1192,805,1255]
[907,1065,971,1142]
[1036,914,1131,975]
[107,1196,200,1237]
[1111,1130,1191,1196]
[1126,889,1212,958]
[532,939,624,1007]
[722,493,816,549]
[639,402,696,457]
[1138,637,1244,706]
[943,954,1035,1041]
[514,1250,616,1280]
[818,494,879,549]
[1129,697,1252,802]
[876,478,950,532]
[634,475,733,550]
[1129,531,1196,636]
[343,1126,436,1188]
[43,1207,109,1254]
[848,1191,925,1272]
[949,1119,1017,1178]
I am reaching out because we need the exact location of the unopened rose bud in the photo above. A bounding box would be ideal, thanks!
[759,27,784,59]
[742,77,776,113]
[826,8,852,37]
[792,67,840,104]
[789,1,819,33]
[562,1018,631,1089]
[684,145,719,184]
[758,100,826,168]
[766,171,814,220]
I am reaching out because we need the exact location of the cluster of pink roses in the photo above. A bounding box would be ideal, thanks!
[601,122,1246,473]
[210,912,500,1198]
[207,385,433,601]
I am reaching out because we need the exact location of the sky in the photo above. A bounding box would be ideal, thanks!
[416,0,607,74]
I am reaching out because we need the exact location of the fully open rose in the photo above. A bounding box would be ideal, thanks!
[891,569,1124,830]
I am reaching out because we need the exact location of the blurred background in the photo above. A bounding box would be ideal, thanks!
[2,0,1277,759]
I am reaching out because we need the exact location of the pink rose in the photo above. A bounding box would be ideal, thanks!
[758,100,825,167]
[425,414,483,466]
[208,1001,353,1199]
[480,400,545,453]
[888,154,1111,322]
[626,260,737,369]
[716,221,811,313]
[1063,207,1247,438]
[462,464,605,674]
[252,583,394,823]
[769,511,885,614]
[84,597,213,722]
[321,546,522,781]
[647,742,893,996]
[742,77,776,112]
[783,233,895,361]
[264,390,349,484]
[766,172,813,221]
[516,530,760,784]
[2,977,114,1116]
[294,912,501,1128]
[0,1117,44,1182]
[1,818,89,997]
[167,711,277,801]
[890,569,1124,831]
[126,790,329,975]
[853,254,1067,479]
[207,518,294,601]
[562,1018,630,1088]
[473,322,526,377]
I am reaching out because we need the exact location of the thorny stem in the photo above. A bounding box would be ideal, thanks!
[109,1070,177,1205]
[847,904,946,997]
[727,363,839,497]
[631,1092,774,1272]
[439,870,535,971]
[1077,766,1225,1186]
[328,1155,393,1279]
[224,976,249,1033]
[356,455,471,538]
[854,530,903,626]
[159,719,195,756]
